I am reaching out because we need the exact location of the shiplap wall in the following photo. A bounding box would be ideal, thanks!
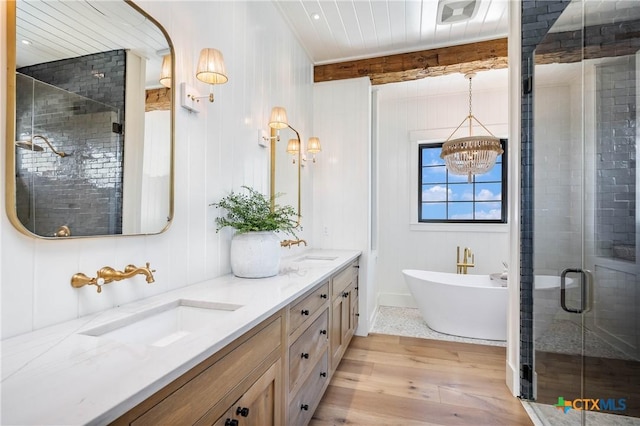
[312,78,372,335]
[1,1,314,338]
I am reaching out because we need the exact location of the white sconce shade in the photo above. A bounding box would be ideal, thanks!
[159,54,172,88]
[286,138,300,154]
[268,106,289,130]
[307,137,321,154]
[196,48,228,85]
[307,137,321,163]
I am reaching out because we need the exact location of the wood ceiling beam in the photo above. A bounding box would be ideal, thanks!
[145,88,171,112]
[313,38,508,85]
[535,19,640,65]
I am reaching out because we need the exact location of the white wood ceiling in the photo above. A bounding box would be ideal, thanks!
[14,0,640,89]
[15,0,169,87]
[272,0,510,65]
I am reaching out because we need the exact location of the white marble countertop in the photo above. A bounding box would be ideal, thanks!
[1,249,360,426]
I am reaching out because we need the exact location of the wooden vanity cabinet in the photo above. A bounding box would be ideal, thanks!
[111,257,360,426]
[288,352,329,426]
[329,261,359,373]
[285,281,330,426]
[111,312,283,426]
[211,361,280,426]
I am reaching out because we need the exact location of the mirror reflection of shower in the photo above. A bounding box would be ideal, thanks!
[15,134,68,157]
[15,73,122,237]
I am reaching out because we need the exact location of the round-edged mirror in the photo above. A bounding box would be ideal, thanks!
[6,0,174,238]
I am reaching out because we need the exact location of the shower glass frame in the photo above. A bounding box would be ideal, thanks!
[522,0,640,423]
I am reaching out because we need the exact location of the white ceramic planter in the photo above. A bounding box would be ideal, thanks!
[230,231,281,278]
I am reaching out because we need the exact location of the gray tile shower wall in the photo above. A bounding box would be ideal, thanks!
[14,50,125,236]
[520,0,572,399]
[595,59,636,261]
[17,50,126,120]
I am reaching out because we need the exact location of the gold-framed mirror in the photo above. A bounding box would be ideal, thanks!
[5,0,174,238]
[269,127,301,227]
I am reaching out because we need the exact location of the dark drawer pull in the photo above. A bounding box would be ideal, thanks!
[342,291,349,298]
[301,352,309,359]
[301,404,309,411]
[320,329,327,335]
[320,294,328,299]
[301,309,310,316]
[225,419,238,426]
[320,372,327,377]
[236,407,250,417]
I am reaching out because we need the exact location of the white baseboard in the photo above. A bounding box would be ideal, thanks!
[355,308,375,337]
[377,292,417,308]
[506,361,519,396]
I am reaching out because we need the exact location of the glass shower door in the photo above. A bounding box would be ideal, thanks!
[531,0,640,424]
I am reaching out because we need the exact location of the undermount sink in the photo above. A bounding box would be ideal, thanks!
[294,255,338,263]
[81,299,243,347]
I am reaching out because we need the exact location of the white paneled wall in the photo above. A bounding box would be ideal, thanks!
[312,78,372,335]
[375,72,510,307]
[0,1,314,338]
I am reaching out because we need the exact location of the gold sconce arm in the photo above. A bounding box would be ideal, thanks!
[71,263,156,293]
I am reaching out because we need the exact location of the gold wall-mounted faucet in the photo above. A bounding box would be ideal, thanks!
[71,262,155,293]
[456,246,475,274]
[281,239,307,248]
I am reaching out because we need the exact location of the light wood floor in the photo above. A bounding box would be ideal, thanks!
[311,334,533,425]
[536,350,640,417]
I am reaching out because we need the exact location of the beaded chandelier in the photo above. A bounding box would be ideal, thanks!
[440,73,503,183]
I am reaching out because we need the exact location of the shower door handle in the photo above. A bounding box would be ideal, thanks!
[560,268,591,314]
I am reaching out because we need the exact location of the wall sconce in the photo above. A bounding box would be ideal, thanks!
[307,136,322,163]
[159,54,171,88]
[286,138,300,163]
[267,106,301,144]
[196,48,228,100]
[181,48,228,112]
[262,107,321,163]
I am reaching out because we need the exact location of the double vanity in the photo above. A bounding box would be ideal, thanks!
[1,250,360,425]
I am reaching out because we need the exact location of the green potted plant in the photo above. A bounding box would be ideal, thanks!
[212,186,298,278]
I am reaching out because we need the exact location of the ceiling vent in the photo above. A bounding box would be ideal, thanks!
[437,0,480,24]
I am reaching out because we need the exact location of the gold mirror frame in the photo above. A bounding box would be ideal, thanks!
[5,0,175,239]
[269,127,301,227]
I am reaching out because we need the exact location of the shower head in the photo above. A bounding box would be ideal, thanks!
[15,135,67,157]
[15,140,44,151]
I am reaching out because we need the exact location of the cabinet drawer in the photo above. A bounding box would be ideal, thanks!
[131,317,281,425]
[289,282,329,336]
[288,351,329,426]
[331,262,357,300]
[289,309,328,390]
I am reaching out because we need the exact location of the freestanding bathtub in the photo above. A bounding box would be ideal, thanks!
[402,270,571,342]
[402,270,508,341]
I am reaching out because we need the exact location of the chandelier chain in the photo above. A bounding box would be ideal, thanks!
[468,75,473,118]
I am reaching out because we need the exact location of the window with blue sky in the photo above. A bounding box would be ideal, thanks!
[419,141,507,223]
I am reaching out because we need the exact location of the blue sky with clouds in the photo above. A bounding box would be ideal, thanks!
[420,145,503,220]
